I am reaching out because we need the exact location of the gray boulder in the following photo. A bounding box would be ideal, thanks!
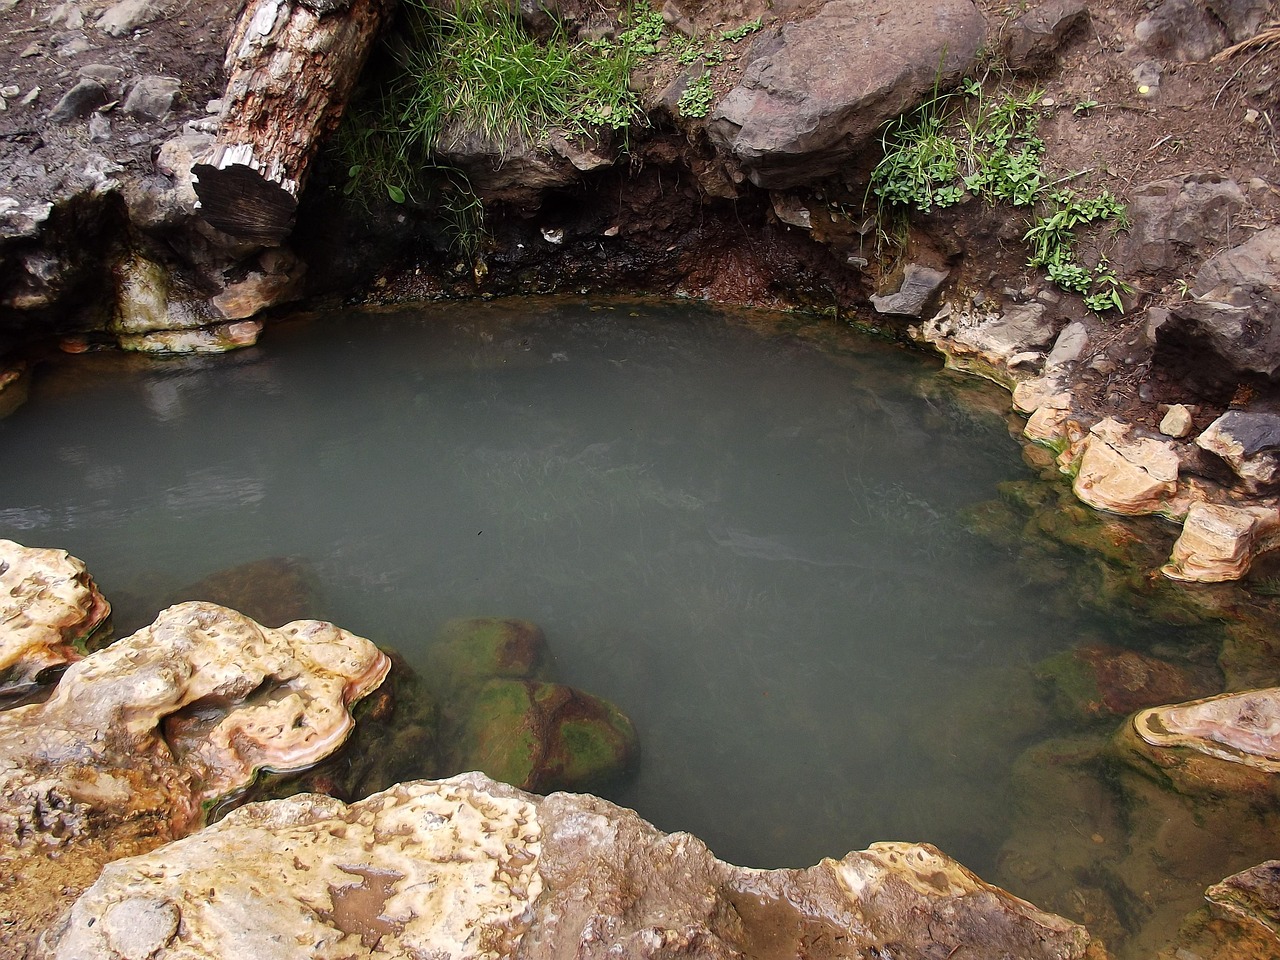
[871,263,949,317]
[47,79,109,123]
[1163,227,1280,377]
[1196,410,1280,490]
[123,76,182,121]
[1135,0,1271,61]
[706,0,986,189]
[1124,174,1246,273]
[1003,0,1089,72]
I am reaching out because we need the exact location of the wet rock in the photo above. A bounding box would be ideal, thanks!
[1124,174,1246,273]
[427,616,548,686]
[706,0,986,188]
[47,79,109,123]
[0,601,390,952]
[1196,411,1280,491]
[117,319,265,354]
[1072,417,1181,516]
[1160,403,1195,438]
[123,76,182,121]
[169,556,317,626]
[449,678,639,793]
[1206,861,1280,945]
[427,618,638,793]
[0,540,111,705]
[919,302,1057,388]
[1162,227,1280,377]
[1036,644,1218,721]
[210,249,306,320]
[436,130,577,204]
[0,362,31,418]
[40,773,1095,960]
[1163,500,1280,582]
[1003,0,1089,71]
[871,263,949,317]
[1134,687,1280,772]
[770,191,812,229]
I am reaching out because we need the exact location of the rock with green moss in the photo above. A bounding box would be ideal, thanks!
[426,617,639,793]
[427,616,549,688]
[448,678,638,793]
[1036,644,1220,722]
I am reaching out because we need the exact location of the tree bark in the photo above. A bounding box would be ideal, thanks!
[193,0,390,244]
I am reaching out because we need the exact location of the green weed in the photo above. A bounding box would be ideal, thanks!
[871,81,1131,314]
[678,72,716,118]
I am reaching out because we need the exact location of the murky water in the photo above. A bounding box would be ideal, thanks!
[0,298,1262,956]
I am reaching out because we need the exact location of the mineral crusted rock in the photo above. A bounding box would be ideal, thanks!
[1196,411,1280,492]
[1206,860,1280,940]
[1133,688,1280,772]
[0,540,110,703]
[1072,417,1180,516]
[1163,500,1280,582]
[116,319,264,354]
[0,601,390,949]
[706,0,986,188]
[39,772,1094,960]
[919,303,1057,388]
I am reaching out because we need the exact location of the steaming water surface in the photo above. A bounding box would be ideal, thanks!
[2,298,1175,880]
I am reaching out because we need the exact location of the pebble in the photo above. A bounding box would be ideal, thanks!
[20,86,40,106]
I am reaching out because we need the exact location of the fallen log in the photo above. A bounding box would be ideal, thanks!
[193,0,391,244]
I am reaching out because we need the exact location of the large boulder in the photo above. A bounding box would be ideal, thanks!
[0,540,110,705]
[1071,417,1181,516]
[706,0,986,188]
[1133,687,1280,772]
[0,601,390,950]
[1163,500,1280,582]
[1161,227,1280,378]
[39,772,1094,960]
[1195,411,1280,492]
[1124,174,1246,274]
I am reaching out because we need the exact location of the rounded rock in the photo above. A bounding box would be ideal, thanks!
[102,896,180,959]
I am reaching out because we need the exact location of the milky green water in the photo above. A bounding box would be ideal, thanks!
[0,299,1214,944]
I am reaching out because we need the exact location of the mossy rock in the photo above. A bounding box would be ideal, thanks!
[1036,645,1220,723]
[449,678,638,793]
[426,616,548,690]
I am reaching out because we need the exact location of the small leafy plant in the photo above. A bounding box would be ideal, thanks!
[678,73,716,118]
[871,80,1131,314]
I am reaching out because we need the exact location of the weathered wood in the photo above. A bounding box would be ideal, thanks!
[193,0,390,244]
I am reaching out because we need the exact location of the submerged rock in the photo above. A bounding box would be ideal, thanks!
[1206,861,1280,945]
[169,555,318,627]
[0,540,111,705]
[428,618,638,792]
[1037,644,1219,721]
[39,772,1094,960]
[0,601,390,949]
[1133,687,1280,772]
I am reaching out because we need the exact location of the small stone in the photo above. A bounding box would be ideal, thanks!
[1245,108,1260,124]
[871,263,950,317]
[87,113,111,142]
[123,76,181,121]
[204,98,223,114]
[20,86,40,106]
[19,42,41,57]
[47,79,108,123]
[1159,404,1194,438]
[78,64,125,87]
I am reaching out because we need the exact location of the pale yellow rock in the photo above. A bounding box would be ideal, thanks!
[1159,403,1194,438]
[0,601,392,952]
[117,319,263,354]
[1072,417,1180,516]
[1023,394,1077,450]
[40,773,1093,960]
[1011,377,1064,415]
[1162,500,1280,582]
[1133,688,1280,772]
[42,777,543,960]
[0,539,110,693]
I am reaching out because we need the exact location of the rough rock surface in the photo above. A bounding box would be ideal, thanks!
[0,601,391,951]
[39,772,1093,960]
[0,540,110,704]
[1163,500,1280,582]
[1206,860,1280,940]
[1133,687,1280,771]
[706,0,986,188]
[1002,0,1089,71]
[1196,411,1280,492]
[1162,227,1280,377]
[1071,417,1181,516]
[1036,643,1219,720]
[870,262,949,317]
[1124,175,1247,274]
